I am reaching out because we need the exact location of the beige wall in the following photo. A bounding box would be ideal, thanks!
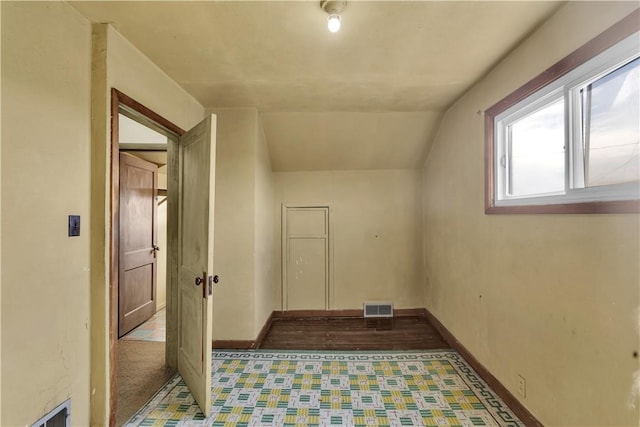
[208,108,277,341]
[1,2,91,425]
[91,23,205,425]
[4,2,637,426]
[422,2,640,426]
[274,170,423,310]
[209,108,257,341]
[0,2,3,422]
[254,117,277,336]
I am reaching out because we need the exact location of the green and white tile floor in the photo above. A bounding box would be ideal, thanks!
[125,350,523,427]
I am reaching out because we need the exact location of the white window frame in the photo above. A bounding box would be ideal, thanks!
[493,33,639,208]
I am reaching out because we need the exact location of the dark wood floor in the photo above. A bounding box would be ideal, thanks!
[258,316,450,350]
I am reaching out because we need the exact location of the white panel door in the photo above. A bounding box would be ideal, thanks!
[177,114,216,417]
[283,207,329,310]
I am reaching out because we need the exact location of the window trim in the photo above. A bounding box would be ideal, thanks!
[485,10,640,214]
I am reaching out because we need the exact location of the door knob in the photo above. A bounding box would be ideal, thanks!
[213,275,219,284]
[195,271,207,289]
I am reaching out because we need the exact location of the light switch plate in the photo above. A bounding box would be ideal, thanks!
[68,215,80,237]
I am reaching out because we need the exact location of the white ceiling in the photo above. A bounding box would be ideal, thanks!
[70,0,563,171]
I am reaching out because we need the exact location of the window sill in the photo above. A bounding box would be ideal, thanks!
[485,199,640,214]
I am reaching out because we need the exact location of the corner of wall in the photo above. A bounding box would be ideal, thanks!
[211,108,259,340]
[0,3,3,421]
[420,111,446,170]
[89,21,110,427]
[420,168,429,310]
[253,110,277,337]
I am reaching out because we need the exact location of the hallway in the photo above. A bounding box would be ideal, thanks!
[117,309,172,425]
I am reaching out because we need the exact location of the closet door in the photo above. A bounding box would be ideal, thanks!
[283,206,329,310]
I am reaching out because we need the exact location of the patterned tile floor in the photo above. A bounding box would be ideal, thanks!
[120,308,166,342]
[125,350,523,426]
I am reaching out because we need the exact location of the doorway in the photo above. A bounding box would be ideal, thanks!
[118,151,159,338]
[110,90,184,426]
[281,204,332,311]
[109,89,217,425]
[116,116,170,425]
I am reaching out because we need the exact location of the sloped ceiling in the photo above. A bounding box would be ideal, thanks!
[70,0,563,171]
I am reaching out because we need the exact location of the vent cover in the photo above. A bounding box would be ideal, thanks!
[32,400,70,427]
[363,302,393,318]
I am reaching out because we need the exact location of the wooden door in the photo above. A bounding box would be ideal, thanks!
[283,207,329,310]
[118,153,159,337]
[177,114,216,417]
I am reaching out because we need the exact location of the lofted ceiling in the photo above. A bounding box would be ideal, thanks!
[70,0,563,171]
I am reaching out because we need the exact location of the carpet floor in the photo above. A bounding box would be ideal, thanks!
[124,350,523,426]
[116,340,176,426]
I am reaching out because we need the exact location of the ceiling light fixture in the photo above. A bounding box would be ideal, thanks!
[320,0,346,33]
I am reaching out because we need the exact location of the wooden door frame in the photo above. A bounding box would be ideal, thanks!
[281,203,334,311]
[109,89,184,425]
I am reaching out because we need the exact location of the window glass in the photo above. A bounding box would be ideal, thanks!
[508,97,565,197]
[584,57,639,187]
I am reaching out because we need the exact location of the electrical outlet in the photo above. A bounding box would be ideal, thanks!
[517,374,526,398]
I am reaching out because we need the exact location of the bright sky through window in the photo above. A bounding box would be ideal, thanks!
[509,98,565,197]
[585,57,639,187]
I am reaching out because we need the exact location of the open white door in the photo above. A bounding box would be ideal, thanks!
[177,114,216,416]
